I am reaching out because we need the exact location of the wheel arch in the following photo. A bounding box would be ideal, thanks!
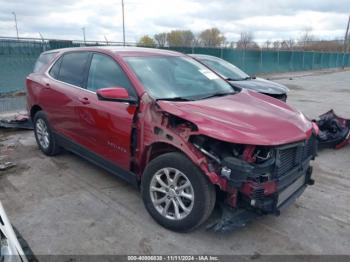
[148,141,181,163]
[30,105,42,120]
[139,142,182,176]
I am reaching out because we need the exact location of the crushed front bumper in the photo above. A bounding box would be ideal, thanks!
[243,164,314,214]
[209,165,314,232]
[209,136,317,232]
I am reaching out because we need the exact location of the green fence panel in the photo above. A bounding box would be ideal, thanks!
[193,47,222,58]
[329,53,337,68]
[222,49,244,69]
[260,51,279,73]
[290,51,303,71]
[321,53,329,68]
[164,46,193,54]
[0,53,38,93]
[277,51,292,72]
[1,39,350,96]
[236,50,260,74]
[313,52,321,70]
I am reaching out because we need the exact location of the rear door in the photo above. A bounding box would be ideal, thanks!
[44,51,91,142]
[74,52,138,170]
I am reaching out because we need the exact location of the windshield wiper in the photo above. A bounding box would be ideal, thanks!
[198,92,235,100]
[226,77,251,81]
[225,77,242,81]
[156,96,192,102]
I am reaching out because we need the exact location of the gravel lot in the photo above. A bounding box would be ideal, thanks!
[0,69,350,256]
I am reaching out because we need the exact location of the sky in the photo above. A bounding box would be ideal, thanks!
[0,0,349,43]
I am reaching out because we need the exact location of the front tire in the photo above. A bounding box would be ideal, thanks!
[141,152,216,232]
[33,111,61,156]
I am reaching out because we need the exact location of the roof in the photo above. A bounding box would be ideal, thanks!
[189,54,220,60]
[43,46,183,56]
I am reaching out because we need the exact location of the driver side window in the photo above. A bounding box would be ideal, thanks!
[87,53,136,98]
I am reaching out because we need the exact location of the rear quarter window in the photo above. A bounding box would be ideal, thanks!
[33,52,58,73]
[49,56,62,79]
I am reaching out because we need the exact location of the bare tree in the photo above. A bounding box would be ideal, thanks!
[273,41,281,50]
[264,40,271,49]
[299,27,315,49]
[281,39,295,50]
[229,41,236,48]
[236,32,257,49]
[154,33,167,47]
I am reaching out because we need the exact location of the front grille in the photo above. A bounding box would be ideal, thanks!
[251,188,265,200]
[303,135,316,159]
[277,146,298,175]
[276,135,316,177]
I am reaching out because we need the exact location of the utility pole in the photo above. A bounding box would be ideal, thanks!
[39,32,46,51]
[342,15,350,69]
[82,27,86,45]
[12,11,19,39]
[122,0,125,46]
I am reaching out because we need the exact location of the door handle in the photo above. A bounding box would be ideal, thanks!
[78,97,90,105]
[43,82,50,89]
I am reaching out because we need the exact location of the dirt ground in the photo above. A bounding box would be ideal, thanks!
[0,69,350,256]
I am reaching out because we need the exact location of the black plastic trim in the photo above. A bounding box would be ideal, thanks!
[54,132,138,187]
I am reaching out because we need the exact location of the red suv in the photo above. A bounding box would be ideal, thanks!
[26,47,317,232]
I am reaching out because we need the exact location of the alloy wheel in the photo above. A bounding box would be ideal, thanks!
[150,167,194,220]
[36,119,50,149]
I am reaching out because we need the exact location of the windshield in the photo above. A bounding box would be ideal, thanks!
[124,56,234,100]
[198,57,249,81]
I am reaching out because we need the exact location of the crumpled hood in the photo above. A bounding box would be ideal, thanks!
[157,90,312,146]
[230,77,289,95]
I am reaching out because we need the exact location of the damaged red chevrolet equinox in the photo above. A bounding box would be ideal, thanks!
[26,47,317,232]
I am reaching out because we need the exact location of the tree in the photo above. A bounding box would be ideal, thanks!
[236,32,257,49]
[299,27,315,50]
[198,28,225,47]
[154,32,167,47]
[273,41,281,50]
[264,40,271,49]
[182,30,195,46]
[281,39,295,50]
[166,30,195,47]
[137,35,156,47]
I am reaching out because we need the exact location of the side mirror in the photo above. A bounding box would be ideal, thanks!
[96,87,137,104]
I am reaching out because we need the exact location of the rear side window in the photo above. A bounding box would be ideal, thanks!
[49,57,62,79]
[87,53,136,97]
[58,52,90,87]
[33,52,58,73]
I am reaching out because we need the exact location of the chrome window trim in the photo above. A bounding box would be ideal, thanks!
[45,52,96,95]
[45,71,96,95]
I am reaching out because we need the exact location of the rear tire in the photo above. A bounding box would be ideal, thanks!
[141,152,216,232]
[33,111,61,156]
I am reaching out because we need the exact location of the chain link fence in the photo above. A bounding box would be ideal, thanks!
[0,36,349,112]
